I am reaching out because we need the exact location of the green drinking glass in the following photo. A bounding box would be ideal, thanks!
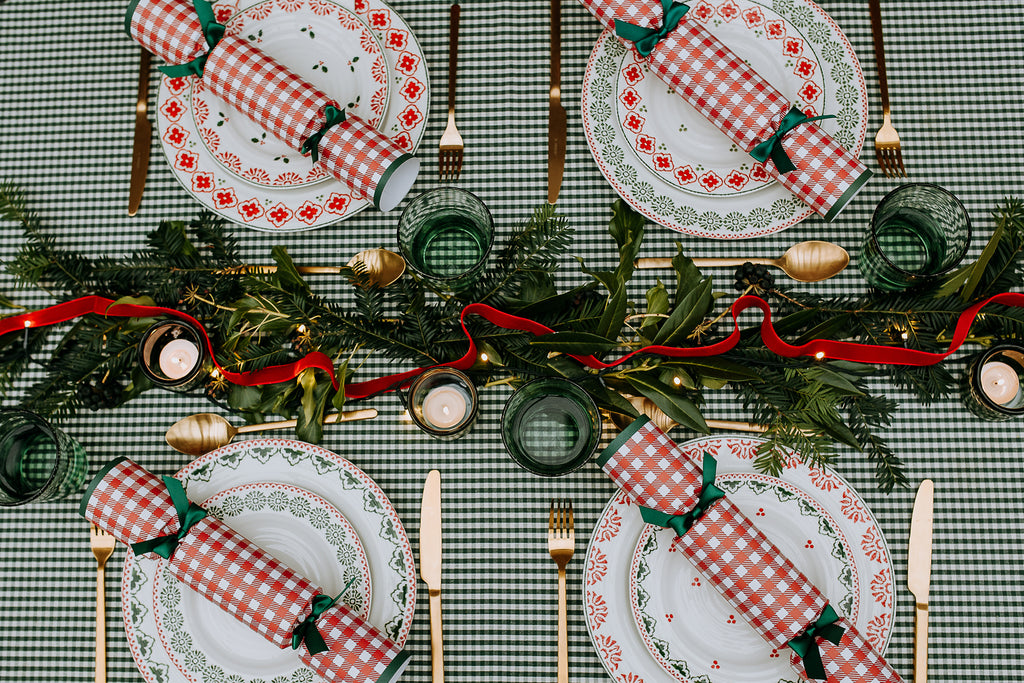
[500,378,602,476]
[0,409,89,506]
[397,187,494,287]
[858,184,971,291]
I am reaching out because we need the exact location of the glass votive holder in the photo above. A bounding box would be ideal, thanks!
[407,368,479,440]
[960,344,1024,421]
[397,187,494,288]
[138,319,210,392]
[858,184,971,291]
[500,378,602,476]
[0,409,89,506]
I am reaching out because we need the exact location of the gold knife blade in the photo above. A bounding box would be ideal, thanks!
[420,469,444,683]
[907,478,934,683]
[547,0,566,204]
[128,49,153,216]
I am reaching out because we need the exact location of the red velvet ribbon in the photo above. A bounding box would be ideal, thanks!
[4,292,1023,399]
[0,296,339,389]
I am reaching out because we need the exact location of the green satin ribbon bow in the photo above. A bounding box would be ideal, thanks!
[614,0,691,57]
[787,603,846,680]
[158,0,225,78]
[291,576,359,655]
[300,105,347,163]
[129,476,207,559]
[750,106,835,174]
[638,452,725,536]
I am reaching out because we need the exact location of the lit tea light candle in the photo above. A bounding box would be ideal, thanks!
[980,360,1020,405]
[421,386,468,429]
[159,338,201,380]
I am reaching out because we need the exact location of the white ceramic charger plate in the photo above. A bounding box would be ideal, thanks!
[583,435,895,683]
[122,440,416,683]
[581,0,868,238]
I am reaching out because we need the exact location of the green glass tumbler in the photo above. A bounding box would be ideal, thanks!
[0,409,88,506]
[397,187,494,287]
[500,378,602,476]
[859,184,971,291]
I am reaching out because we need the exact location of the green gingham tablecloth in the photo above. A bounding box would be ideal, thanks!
[1,0,1023,681]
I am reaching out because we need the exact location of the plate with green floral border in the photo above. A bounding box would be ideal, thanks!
[581,0,867,238]
[583,436,894,683]
[121,440,416,683]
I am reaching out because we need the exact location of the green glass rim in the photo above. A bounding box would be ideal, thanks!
[396,186,495,283]
[0,408,64,507]
[499,378,602,476]
[867,182,972,280]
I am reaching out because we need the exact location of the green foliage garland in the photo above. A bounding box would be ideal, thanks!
[2,181,1023,491]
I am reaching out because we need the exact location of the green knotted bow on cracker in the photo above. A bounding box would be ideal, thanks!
[301,105,347,163]
[130,475,207,559]
[291,576,359,655]
[787,603,846,680]
[614,0,691,58]
[638,452,725,535]
[156,0,225,78]
[750,106,835,174]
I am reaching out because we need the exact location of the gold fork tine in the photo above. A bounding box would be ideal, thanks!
[547,499,574,683]
[90,524,116,683]
[869,0,906,178]
[438,3,464,180]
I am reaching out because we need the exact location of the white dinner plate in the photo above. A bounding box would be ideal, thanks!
[581,0,867,238]
[584,436,894,683]
[122,440,416,683]
[157,0,429,231]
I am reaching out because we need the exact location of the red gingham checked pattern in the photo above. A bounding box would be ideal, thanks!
[317,115,407,202]
[127,0,207,67]
[82,458,180,546]
[577,0,868,218]
[676,497,827,649]
[600,420,702,515]
[788,616,903,683]
[300,602,409,683]
[168,516,319,649]
[202,35,334,152]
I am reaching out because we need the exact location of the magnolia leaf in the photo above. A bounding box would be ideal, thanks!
[671,252,702,304]
[652,277,713,346]
[331,359,349,411]
[662,358,760,381]
[804,366,865,395]
[531,331,619,355]
[960,221,1005,302]
[296,368,330,443]
[624,372,708,433]
[643,282,670,333]
[271,245,311,294]
[577,257,619,294]
[597,282,628,340]
[227,384,262,411]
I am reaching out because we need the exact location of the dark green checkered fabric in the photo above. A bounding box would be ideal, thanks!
[2,1,1023,681]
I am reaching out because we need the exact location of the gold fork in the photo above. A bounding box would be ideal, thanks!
[438,2,464,180]
[91,524,116,683]
[547,499,574,683]
[869,0,905,177]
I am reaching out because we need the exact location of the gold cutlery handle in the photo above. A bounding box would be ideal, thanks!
[914,602,928,683]
[868,0,892,115]
[635,256,775,269]
[429,589,444,683]
[557,567,568,683]
[447,3,460,115]
[96,564,106,683]
[550,0,561,98]
[233,409,378,434]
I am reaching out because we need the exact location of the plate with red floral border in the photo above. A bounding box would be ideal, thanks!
[581,0,867,238]
[583,436,894,683]
[157,0,429,231]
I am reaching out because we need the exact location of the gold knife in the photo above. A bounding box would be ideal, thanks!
[420,470,444,683]
[547,0,567,204]
[128,49,153,216]
[907,479,934,683]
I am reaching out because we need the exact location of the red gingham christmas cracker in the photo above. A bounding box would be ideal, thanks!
[598,419,902,682]
[202,34,333,154]
[677,496,827,648]
[168,515,319,649]
[577,0,870,220]
[299,603,411,683]
[80,457,180,546]
[125,0,208,67]
[317,116,415,210]
[789,616,902,683]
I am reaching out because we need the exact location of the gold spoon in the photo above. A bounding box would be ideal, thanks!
[245,248,407,287]
[635,240,850,283]
[165,408,378,457]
